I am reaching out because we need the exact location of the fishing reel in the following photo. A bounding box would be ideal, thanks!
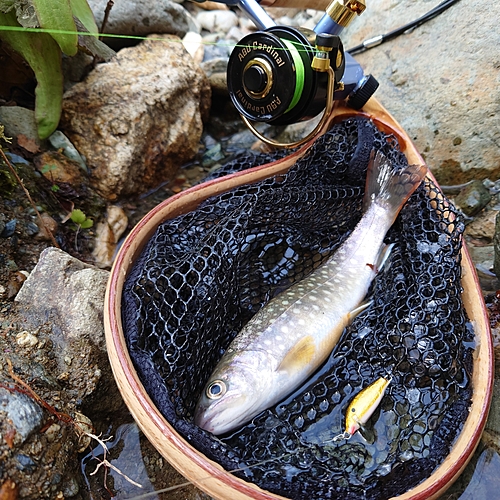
[198,0,379,147]
[227,28,344,134]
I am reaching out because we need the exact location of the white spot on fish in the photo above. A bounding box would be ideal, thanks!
[279,344,285,350]
[281,326,289,334]
[264,339,271,346]
[276,335,283,341]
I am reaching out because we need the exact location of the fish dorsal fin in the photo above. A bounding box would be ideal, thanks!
[277,335,316,373]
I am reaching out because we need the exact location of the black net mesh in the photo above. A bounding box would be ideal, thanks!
[122,117,473,499]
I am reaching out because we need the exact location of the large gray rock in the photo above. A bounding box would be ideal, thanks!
[88,0,199,38]
[60,35,211,199]
[340,0,500,185]
[15,247,110,391]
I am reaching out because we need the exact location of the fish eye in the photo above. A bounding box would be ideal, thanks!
[206,380,227,400]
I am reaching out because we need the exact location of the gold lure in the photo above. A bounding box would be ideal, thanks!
[333,376,391,441]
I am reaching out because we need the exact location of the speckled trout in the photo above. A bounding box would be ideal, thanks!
[195,151,427,435]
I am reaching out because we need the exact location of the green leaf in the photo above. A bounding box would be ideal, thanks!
[0,10,63,139]
[70,0,98,35]
[32,0,78,56]
[70,208,87,225]
[80,218,93,229]
[41,163,57,173]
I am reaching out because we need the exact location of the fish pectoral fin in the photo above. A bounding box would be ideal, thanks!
[375,243,395,272]
[277,335,316,374]
[346,301,372,322]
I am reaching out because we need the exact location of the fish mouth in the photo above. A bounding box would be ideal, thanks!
[194,392,253,435]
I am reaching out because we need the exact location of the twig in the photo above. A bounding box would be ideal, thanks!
[88,431,143,489]
[0,144,60,249]
[100,1,114,36]
[5,358,72,423]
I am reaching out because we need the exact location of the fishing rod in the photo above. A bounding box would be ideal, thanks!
[347,0,461,55]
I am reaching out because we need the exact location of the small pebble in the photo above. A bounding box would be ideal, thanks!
[73,412,93,452]
[44,423,61,443]
[35,213,58,241]
[1,219,17,238]
[25,221,40,237]
[16,331,38,347]
[454,179,492,217]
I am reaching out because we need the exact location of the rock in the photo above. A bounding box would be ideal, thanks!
[340,0,500,184]
[34,151,84,187]
[466,209,498,243]
[16,247,108,348]
[0,387,44,446]
[196,9,239,33]
[208,71,228,96]
[201,33,234,61]
[60,35,211,199]
[88,0,198,41]
[13,247,121,412]
[454,180,492,217]
[6,272,28,299]
[34,213,58,242]
[182,31,204,63]
[201,57,229,78]
[92,205,129,268]
[0,106,41,151]
[0,479,18,500]
[47,131,87,173]
[193,1,229,11]
[0,219,16,238]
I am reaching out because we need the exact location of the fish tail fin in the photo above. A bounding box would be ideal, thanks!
[363,150,427,222]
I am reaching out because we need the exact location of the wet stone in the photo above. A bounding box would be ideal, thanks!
[0,387,44,445]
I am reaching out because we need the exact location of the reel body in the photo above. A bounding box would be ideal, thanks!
[227,26,345,126]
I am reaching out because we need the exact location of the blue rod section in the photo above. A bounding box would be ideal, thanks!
[314,13,344,36]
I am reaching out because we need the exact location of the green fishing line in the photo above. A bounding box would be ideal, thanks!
[0,25,315,54]
[282,39,305,114]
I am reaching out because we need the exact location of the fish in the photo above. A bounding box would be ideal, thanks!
[194,151,427,435]
[332,376,392,441]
